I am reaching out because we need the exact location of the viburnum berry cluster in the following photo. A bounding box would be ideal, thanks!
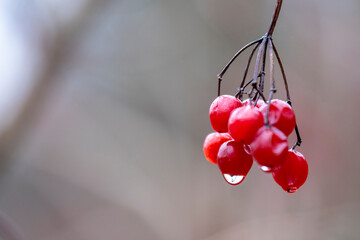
[203,0,308,193]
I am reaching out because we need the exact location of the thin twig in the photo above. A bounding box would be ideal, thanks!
[238,41,262,99]
[271,39,290,101]
[267,0,283,36]
[253,85,267,102]
[272,38,303,148]
[264,40,276,126]
[287,100,303,149]
[235,78,255,98]
[269,40,276,90]
[291,124,303,150]
[217,37,263,96]
[215,0,303,149]
[255,37,269,106]
[249,37,267,104]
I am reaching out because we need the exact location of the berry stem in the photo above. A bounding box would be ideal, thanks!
[255,37,269,107]
[238,41,262,99]
[269,40,275,91]
[287,99,303,150]
[217,38,263,96]
[250,37,266,86]
[215,0,304,149]
[252,0,283,100]
[258,38,269,92]
[235,78,254,99]
[291,124,303,150]
[217,0,283,97]
[249,37,267,105]
[271,38,303,149]
[252,85,267,102]
[265,40,276,126]
[270,39,290,101]
[266,0,283,37]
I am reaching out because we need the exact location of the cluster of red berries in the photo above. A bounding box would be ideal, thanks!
[203,95,308,193]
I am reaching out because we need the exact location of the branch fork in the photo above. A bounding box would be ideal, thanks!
[216,0,302,149]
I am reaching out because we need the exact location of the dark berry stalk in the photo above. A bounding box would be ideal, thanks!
[217,38,263,96]
[216,0,303,149]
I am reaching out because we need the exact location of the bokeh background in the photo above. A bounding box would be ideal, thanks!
[0,0,359,239]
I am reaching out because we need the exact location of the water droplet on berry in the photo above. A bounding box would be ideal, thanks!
[260,166,272,172]
[223,174,245,185]
[244,144,252,155]
[286,187,298,193]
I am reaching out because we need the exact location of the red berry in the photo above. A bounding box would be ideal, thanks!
[217,140,253,185]
[259,99,296,136]
[250,126,288,171]
[242,98,265,108]
[272,150,308,193]
[209,95,242,132]
[228,105,264,143]
[203,132,232,165]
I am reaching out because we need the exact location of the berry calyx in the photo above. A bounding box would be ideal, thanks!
[228,105,264,144]
[260,99,296,136]
[209,95,242,133]
[250,126,288,171]
[203,132,233,165]
[217,140,253,185]
[272,150,308,193]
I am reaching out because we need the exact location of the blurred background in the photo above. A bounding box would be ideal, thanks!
[0,0,359,239]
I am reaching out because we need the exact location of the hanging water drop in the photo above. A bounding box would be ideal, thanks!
[286,187,298,193]
[260,166,272,172]
[223,174,245,185]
